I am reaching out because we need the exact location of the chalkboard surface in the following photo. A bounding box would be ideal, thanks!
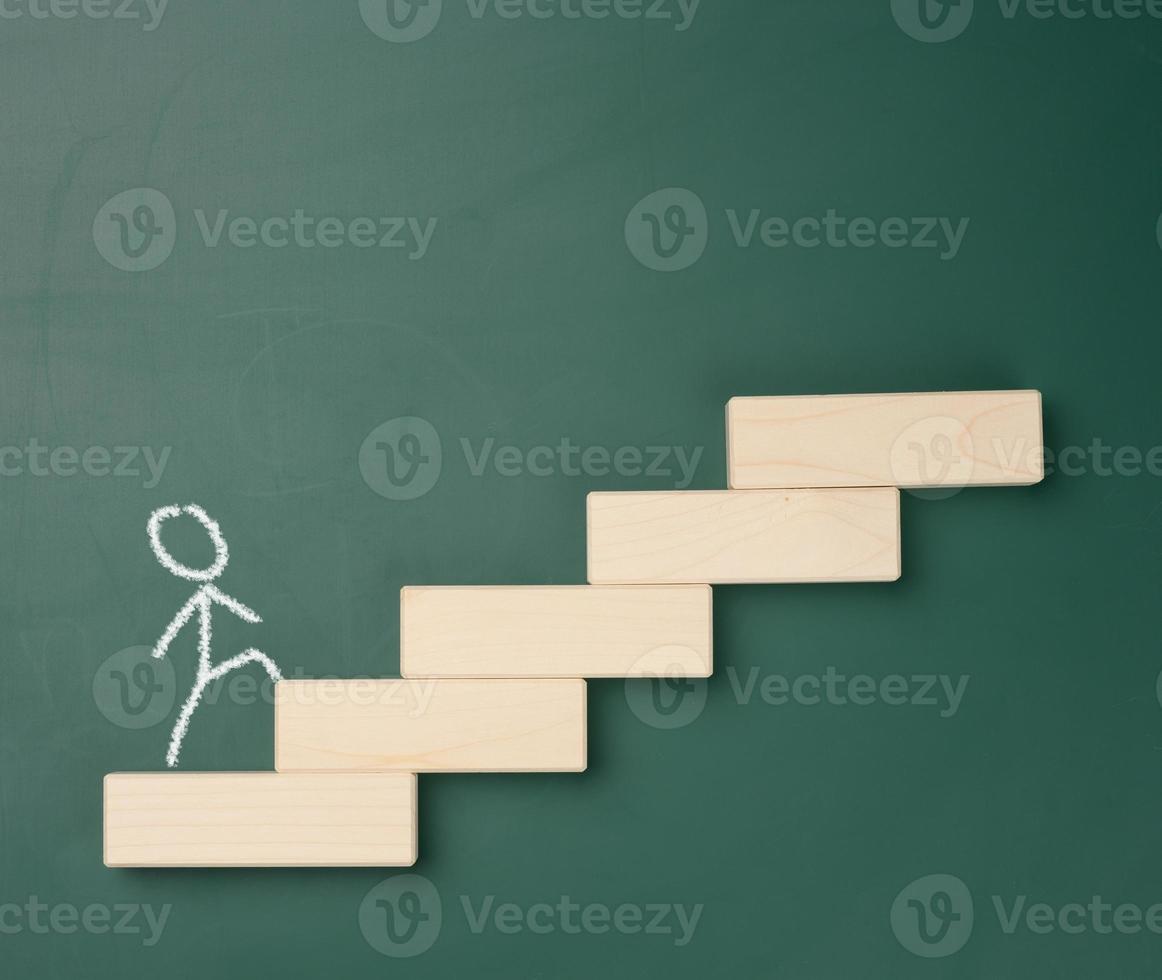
[3,1,1161,976]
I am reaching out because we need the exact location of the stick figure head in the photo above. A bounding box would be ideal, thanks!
[147,504,230,582]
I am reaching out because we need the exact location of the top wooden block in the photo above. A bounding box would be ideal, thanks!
[727,390,1044,489]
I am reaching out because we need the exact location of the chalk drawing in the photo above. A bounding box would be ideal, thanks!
[147,504,282,766]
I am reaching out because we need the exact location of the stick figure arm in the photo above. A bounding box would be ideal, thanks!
[205,585,262,624]
[152,593,202,659]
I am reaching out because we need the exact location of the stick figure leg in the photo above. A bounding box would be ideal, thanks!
[164,648,283,767]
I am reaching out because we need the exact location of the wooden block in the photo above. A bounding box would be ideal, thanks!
[727,390,1044,489]
[587,489,900,585]
[275,679,586,773]
[400,585,712,679]
[103,772,416,868]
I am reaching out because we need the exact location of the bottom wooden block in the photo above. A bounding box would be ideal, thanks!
[103,772,417,868]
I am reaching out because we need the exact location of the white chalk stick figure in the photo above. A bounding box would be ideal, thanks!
[147,504,282,767]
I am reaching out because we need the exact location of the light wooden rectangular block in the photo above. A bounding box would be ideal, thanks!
[276,679,586,773]
[727,390,1044,489]
[400,585,712,678]
[103,772,417,868]
[587,489,900,585]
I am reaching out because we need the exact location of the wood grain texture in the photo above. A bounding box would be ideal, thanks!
[727,390,1044,489]
[103,772,417,868]
[400,585,712,678]
[587,489,901,585]
[275,679,586,773]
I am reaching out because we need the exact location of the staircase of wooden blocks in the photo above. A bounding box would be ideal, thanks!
[103,390,1044,868]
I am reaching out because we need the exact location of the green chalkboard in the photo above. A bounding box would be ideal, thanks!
[3,0,1162,976]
